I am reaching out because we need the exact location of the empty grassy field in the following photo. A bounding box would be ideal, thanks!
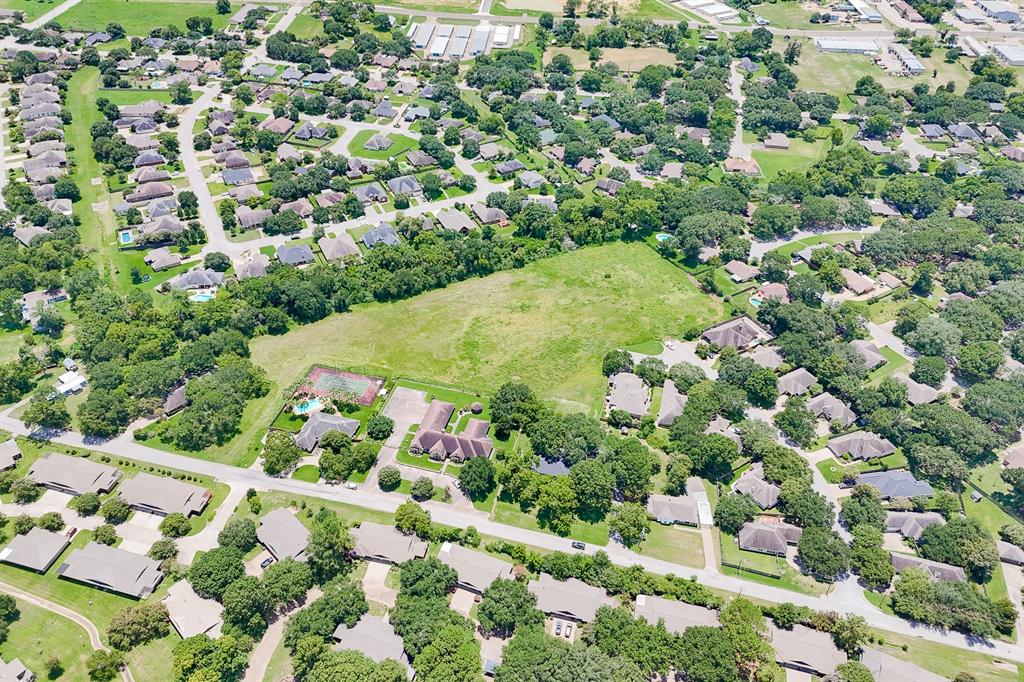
[58,0,231,33]
[0,0,60,20]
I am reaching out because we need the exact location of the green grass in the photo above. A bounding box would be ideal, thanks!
[865,630,1020,682]
[0,598,94,682]
[635,524,705,567]
[58,0,231,33]
[752,135,832,178]
[98,88,175,105]
[262,635,293,682]
[719,530,826,595]
[125,631,178,682]
[347,130,418,160]
[232,490,395,531]
[750,2,853,29]
[816,450,909,484]
[0,327,31,364]
[493,500,609,546]
[291,464,320,483]
[396,448,444,472]
[868,346,911,383]
[0,0,60,20]
[371,0,476,12]
[287,12,323,40]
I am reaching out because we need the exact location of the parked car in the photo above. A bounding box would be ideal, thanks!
[344,481,357,490]
[554,620,562,636]
[565,623,573,638]
[571,541,585,551]
[260,557,274,569]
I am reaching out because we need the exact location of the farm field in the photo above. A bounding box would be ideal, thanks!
[58,0,231,33]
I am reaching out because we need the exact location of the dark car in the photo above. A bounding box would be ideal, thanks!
[260,557,274,569]
[571,541,585,551]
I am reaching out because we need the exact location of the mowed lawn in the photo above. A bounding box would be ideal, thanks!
[0,599,94,682]
[58,0,231,33]
[0,0,61,20]
[348,130,418,160]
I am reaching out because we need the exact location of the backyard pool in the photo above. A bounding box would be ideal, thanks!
[655,233,671,242]
[119,230,133,245]
[749,294,763,307]
[294,398,322,415]
[189,292,215,302]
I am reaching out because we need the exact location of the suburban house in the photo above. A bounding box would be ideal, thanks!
[0,527,70,573]
[362,224,400,248]
[437,542,514,593]
[607,372,650,419]
[849,340,886,369]
[163,580,223,639]
[656,379,687,428]
[409,400,493,462]
[724,260,759,282]
[737,521,803,555]
[333,615,412,677]
[634,594,719,634]
[352,521,428,564]
[861,647,945,682]
[827,431,895,461]
[778,367,816,396]
[528,573,616,623]
[885,511,944,541]
[890,553,965,582]
[896,375,939,405]
[701,316,772,350]
[117,473,211,517]
[437,209,476,233]
[748,345,785,370]
[858,470,934,499]
[806,393,856,428]
[0,656,32,682]
[997,540,1024,565]
[28,452,120,496]
[293,412,360,451]
[731,463,780,509]
[0,440,21,471]
[318,234,360,262]
[646,494,698,526]
[57,542,164,598]
[277,244,315,267]
[768,622,846,676]
[257,508,310,561]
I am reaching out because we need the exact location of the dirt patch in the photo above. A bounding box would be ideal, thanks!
[600,46,678,71]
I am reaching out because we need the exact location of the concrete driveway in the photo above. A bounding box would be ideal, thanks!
[245,549,274,577]
[117,512,163,554]
[450,588,476,617]
[362,560,396,608]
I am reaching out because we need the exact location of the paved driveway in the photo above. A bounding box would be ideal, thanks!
[381,387,429,427]
[450,588,476,617]
[362,560,396,608]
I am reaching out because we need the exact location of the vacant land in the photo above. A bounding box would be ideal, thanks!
[58,0,231,33]
[786,39,975,96]
[369,0,477,13]
[287,12,324,40]
[253,241,720,408]
[750,2,852,29]
[98,88,176,105]
[0,0,59,20]
[0,599,94,682]
[600,46,679,71]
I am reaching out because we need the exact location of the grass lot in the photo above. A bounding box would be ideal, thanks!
[98,88,175,105]
[599,47,680,71]
[287,12,324,40]
[0,327,31,364]
[0,0,60,20]
[635,523,704,567]
[785,38,976,96]
[749,2,853,29]
[58,0,231,33]
[232,490,395,530]
[347,130,418,160]
[865,630,1020,682]
[0,599,94,682]
[370,0,477,11]
[494,500,609,545]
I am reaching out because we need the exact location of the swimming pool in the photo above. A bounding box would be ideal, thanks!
[655,233,671,242]
[294,398,322,415]
[119,230,133,245]
[749,294,763,308]
[189,293,215,302]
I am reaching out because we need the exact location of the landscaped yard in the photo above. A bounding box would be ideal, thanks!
[98,88,176,105]
[493,500,610,546]
[292,464,320,483]
[287,12,324,40]
[0,599,94,682]
[200,243,724,469]
[347,130,418,160]
[868,346,911,383]
[58,0,232,33]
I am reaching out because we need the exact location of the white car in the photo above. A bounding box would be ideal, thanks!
[564,623,573,638]
[344,481,357,490]
[665,341,676,351]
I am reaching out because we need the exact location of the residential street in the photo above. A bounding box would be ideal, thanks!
[1,413,1021,664]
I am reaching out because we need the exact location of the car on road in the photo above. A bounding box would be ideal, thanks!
[260,557,274,569]
[571,541,585,551]
[344,481,357,490]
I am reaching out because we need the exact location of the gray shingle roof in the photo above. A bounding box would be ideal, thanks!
[57,542,163,598]
[28,452,120,496]
[0,527,69,572]
[293,412,360,451]
[858,470,933,499]
[257,508,310,561]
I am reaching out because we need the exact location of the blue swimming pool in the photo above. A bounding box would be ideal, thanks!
[119,230,133,245]
[294,398,322,415]
[189,293,215,302]
[655,233,671,242]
